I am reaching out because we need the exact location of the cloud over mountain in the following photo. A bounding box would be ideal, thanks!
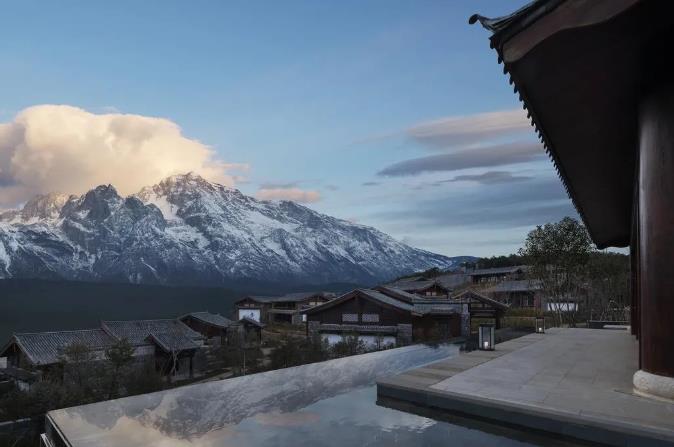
[0,105,245,206]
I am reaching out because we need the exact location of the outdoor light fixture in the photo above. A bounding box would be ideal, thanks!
[478,323,495,351]
[535,317,545,334]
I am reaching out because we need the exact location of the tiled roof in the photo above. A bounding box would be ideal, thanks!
[318,324,398,334]
[386,274,469,293]
[235,317,265,328]
[469,265,528,276]
[357,289,414,312]
[4,329,116,366]
[241,291,334,304]
[102,319,202,346]
[182,312,233,329]
[489,279,543,293]
[412,303,463,316]
[148,331,200,352]
[374,286,420,303]
[435,273,471,289]
[452,289,510,311]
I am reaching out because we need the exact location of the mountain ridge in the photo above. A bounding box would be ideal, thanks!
[0,173,475,286]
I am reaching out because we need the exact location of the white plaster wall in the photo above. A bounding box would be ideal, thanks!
[238,309,261,322]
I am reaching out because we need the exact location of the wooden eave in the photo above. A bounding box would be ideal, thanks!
[470,0,668,248]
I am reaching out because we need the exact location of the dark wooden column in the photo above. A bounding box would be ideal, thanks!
[638,83,674,379]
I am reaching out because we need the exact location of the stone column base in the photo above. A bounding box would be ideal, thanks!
[633,370,674,402]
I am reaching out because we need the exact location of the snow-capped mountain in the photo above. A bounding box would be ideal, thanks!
[0,173,467,286]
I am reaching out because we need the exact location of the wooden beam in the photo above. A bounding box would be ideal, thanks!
[638,82,674,379]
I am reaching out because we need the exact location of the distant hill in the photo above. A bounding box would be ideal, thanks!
[0,279,359,342]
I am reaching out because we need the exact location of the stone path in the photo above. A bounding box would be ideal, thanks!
[377,328,674,446]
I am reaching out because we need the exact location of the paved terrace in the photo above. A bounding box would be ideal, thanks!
[377,328,674,447]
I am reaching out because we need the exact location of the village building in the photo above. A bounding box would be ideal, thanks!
[0,316,224,387]
[180,311,265,345]
[450,289,509,330]
[386,272,471,297]
[304,287,469,348]
[0,329,117,389]
[101,319,206,380]
[385,279,451,298]
[486,279,543,310]
[467,265,528,284]
[235,291,335,324]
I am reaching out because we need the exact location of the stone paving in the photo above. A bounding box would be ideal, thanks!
[377,328,674,446]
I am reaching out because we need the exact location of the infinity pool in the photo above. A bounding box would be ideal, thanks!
[45,344,587,446]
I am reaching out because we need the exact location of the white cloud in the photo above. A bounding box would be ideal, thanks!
[256,187,321,203]
[0,105,246,206]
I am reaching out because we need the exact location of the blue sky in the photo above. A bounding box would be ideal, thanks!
[0,0,580,257]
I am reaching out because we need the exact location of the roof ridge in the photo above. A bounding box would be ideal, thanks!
[14,328,104,336]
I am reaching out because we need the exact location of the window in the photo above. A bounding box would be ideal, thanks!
[362,313,380,323]
[342,313,358,323]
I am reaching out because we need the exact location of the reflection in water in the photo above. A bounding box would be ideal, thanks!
[50,344,457,446]
[48,344,584,446]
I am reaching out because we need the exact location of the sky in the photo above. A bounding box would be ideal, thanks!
[0,0,581,257]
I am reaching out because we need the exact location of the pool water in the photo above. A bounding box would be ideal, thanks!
[46,344,588,446]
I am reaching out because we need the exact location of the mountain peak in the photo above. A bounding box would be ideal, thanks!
[22,192,70,219]
[0,176,463,286]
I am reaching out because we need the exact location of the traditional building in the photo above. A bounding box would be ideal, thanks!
[235,292,334,324]
[468,266,528,284]
[385,279,451,298]
[386,272,471,297]
[470,0,674,400]
[304,287,469,348]
[451,289,509,330]
[0,317,209,386]
[180,311,265,345]
[0,329,116,386]
[487,280,543,310]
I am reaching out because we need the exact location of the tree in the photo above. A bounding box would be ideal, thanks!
[269,333,303,369]
[122,360,165,396]
[104,338,135,398]
[223,329,263,375]
[586,251,630,318]
[331,333,367,357]
[519,217,593,327]
[58,342,103,400]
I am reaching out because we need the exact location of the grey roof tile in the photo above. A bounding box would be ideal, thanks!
[182,312,233,329]
[102,319,202,346]
[7,329,116,366]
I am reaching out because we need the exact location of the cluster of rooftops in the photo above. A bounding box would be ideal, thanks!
[1,265,542,369]
[1,312,261,368]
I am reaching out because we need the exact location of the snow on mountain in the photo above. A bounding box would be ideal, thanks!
[0,173,467,286]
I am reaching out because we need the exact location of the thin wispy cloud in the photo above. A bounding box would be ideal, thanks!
[377,141,544,177]
[256,187,321,203]
[442,170,533,185]
[408,108,532,150]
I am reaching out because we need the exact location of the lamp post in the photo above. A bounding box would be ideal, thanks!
[478,323,495,351]
[535,317,545,334]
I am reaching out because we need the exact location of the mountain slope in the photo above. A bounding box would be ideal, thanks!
[0,173,470,286]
